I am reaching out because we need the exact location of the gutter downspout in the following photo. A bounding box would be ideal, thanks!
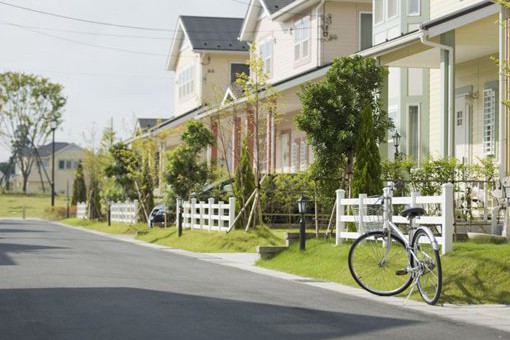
[420,29,454,158]
[316,0,325,68]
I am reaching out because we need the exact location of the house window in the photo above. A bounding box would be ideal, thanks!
[374,0,384,24]
[259,39,273,75]
[299,140,308,171]
[360,13,373,50]
[291,139,299,172]
[281,132,291,172]
[230,63,250,85]
[178,65,195,99]
[387,0,398,19]
[483,88,496,155]
[58,160,65,170]
[408,0,420,16]
[294,16,310,62]
[408,105,420,162]
[456,111,463,127]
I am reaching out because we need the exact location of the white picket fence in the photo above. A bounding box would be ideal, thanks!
[75,200,138,224]
[178,197,236,231]
[77,202,87,219]
[110,201,138,224]
[336,183,454,254]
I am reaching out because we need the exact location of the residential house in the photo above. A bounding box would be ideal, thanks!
[359,0,509,182]
[235,0,374,173]
[11,142,85,195]
[140,1,375,188]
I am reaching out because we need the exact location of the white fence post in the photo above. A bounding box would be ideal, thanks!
[208,198,214,231]
[441,183,454,254]
[358,194,367,234]
[199,201,205,230]
[191,198,197,229]
[228,197,236,231]
[218,201,224,230]
[133,200,138,224]
[336,189,345,245]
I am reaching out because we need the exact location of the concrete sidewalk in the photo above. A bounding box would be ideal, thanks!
[58,223,510,334]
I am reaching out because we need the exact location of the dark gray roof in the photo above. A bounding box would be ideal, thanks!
[261,0,297,14]
[37,142,70,158]
[180,16,249,52]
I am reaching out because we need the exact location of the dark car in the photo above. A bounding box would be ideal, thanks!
[196,178,233,201]
[148,204,166,228]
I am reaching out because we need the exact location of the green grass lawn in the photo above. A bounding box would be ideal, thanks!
[136,226,285,253]
[0,193,69,219]
[62,218,148,234]
[257,238,510,305]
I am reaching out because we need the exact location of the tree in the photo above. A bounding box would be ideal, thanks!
[0,72,66,192]
[234,44,279,230]
[352,104,383,196]
[234,140,256,226]
[104,142,139,200]
[163,120,214,200]
[296,56,391,196]
[0,156,14,191]
[71,160,87,205]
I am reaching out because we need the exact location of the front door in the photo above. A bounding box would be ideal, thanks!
[455,95,471,164]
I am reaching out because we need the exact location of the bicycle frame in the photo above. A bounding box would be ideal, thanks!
[379,184,440,267]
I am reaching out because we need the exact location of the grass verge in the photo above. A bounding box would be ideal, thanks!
[136,226,285,253]
[62,218,148,234]
[257,238,510,305]
[0,193,69,219]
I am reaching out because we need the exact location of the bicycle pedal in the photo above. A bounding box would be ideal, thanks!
[395,269,408,276]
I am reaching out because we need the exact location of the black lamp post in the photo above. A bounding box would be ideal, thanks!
[297,193,309,251]
[50,120,57,207]
[392,131,401,160]
[177,197,183,237]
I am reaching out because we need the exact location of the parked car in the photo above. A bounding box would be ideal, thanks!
[148,204,166,228]
[196,178,233,201]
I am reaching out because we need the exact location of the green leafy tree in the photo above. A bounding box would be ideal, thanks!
[0,72,66,192]
[71,160,87,205]
[352,105,383,196]
[296,56,391,196]
[104,142,139,200]
[164,120,214,200]
[234,140,256,226]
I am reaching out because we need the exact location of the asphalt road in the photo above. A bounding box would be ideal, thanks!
[0,219,507,340]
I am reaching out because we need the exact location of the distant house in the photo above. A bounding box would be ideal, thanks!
[11,142,85,195]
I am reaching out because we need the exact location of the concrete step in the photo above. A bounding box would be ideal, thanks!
[256,246,288,260]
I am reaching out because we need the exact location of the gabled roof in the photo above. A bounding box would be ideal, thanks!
[37,143,82,158]
[166,16,249,71]
[261,0,297,14]
[240,0,316,41]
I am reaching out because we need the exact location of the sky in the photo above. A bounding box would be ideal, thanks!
[0,0,249,162]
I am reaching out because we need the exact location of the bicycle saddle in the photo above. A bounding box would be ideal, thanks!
[400,207,425,220]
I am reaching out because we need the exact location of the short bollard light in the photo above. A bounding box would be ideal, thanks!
[177,197,183,237]
[297,193,309,251]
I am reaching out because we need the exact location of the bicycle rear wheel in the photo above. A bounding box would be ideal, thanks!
[412,229,442,305]
[348,231,412,296]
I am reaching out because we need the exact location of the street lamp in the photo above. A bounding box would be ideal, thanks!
[50,120,58,207]
[177,197,183,237]
[392,131,401,160]
[297,193,309,251]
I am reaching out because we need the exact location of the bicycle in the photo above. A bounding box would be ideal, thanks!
[347,183,442,305]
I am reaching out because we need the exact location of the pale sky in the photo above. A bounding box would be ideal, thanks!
[0,0,248,162]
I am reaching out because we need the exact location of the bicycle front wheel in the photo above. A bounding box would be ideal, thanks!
[412,229,442,305]
[348,231,412,296]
